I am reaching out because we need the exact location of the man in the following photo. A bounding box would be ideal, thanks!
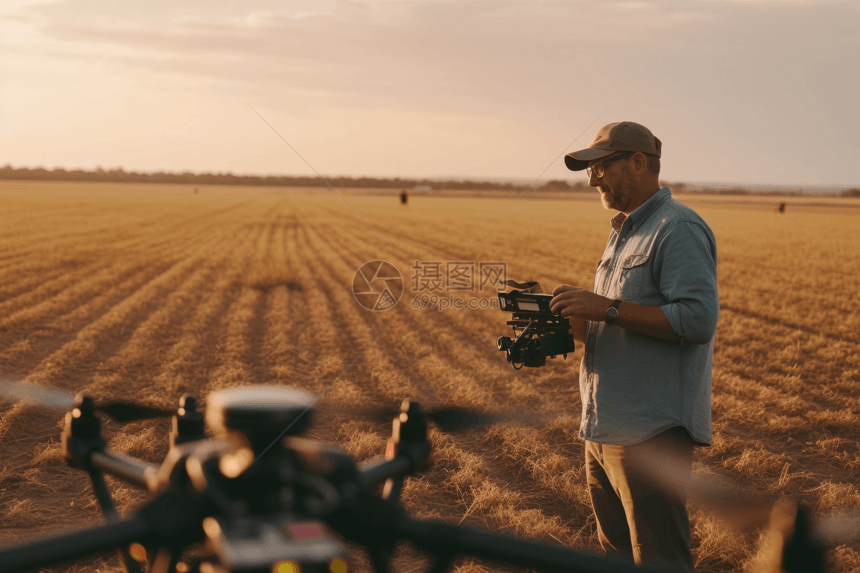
[549,121,719,572]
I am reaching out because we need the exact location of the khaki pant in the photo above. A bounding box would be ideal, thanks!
[585,426,696,573]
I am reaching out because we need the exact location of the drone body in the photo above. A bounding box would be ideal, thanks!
[0,383,839,573]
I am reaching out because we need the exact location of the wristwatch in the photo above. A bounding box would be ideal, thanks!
[604,299,622,325]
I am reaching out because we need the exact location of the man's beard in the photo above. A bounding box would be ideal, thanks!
[598,169,633,212]
[598,182,632,211]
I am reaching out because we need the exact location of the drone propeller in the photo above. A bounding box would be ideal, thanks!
[687,471,776,531]
[1,380,175,423]
[813,509,860,545]
[91,401,176,423]
[323,401,523,433]
[634,443,860,553]
[416,407,504,432]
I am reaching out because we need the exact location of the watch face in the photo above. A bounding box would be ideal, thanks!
[606,307,619,320]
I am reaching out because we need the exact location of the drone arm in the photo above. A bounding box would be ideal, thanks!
[90,449,160,491]
[340,493,665,573]
[0,489,203,573]
[0,515,149,573]
[399,515,665,573]
[358,457,412,489]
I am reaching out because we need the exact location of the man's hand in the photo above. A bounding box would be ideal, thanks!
[552,285,682,343]
[550,285,612,322]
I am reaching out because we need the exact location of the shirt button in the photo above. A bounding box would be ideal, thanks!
[621,238,626,241]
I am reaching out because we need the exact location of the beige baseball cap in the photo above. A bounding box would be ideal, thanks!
[564,121,662,171]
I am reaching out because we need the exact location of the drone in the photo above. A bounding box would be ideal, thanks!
[0,383,847,573]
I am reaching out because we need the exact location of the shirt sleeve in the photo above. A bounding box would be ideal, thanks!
[655,221,719,345]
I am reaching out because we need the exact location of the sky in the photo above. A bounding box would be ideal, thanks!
[0,0,857,188]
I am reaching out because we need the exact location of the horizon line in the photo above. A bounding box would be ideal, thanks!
[1,164,857,193]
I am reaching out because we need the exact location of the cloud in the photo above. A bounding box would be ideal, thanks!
[242,10,323,26]
[16,1,717,113]
[2,0,858,184]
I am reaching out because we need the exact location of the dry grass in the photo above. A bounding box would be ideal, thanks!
[0,181,859,572]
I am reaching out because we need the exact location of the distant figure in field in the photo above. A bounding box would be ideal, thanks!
[551,121,718,573]
[778,202,786,213]
[194,187,199,194]
[400,190,408,205]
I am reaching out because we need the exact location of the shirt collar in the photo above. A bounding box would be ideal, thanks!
[610,187,672,234]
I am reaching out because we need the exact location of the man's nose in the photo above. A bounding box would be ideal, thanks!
[588,171,600,188]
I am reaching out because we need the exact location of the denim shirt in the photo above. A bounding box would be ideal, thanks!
[579,187,719,446]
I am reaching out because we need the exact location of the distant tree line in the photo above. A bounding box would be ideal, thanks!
[4,165,855,196]
[0,165,591,192]
[670,182,860,198]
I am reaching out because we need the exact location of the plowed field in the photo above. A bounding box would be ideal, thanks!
[1,181,859,572]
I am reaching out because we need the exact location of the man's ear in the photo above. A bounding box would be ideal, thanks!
[633,152,649,175]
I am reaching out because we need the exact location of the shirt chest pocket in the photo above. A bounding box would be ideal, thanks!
[617,253,650,299]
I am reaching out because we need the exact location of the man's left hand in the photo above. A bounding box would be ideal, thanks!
[550,285,612,322]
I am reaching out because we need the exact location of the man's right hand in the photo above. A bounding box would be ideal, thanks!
[550,285,590,343]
